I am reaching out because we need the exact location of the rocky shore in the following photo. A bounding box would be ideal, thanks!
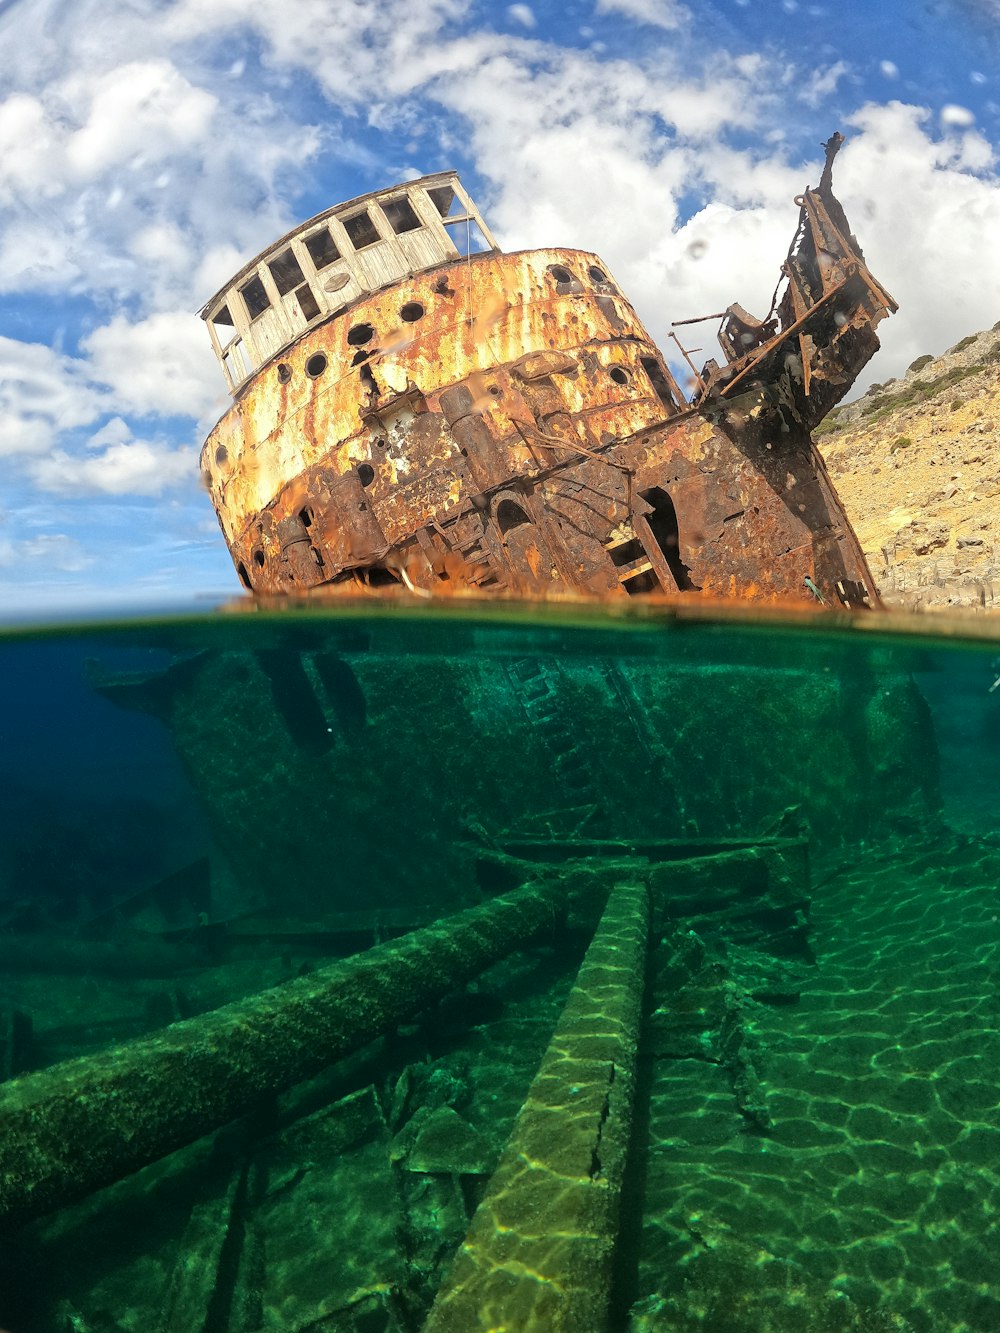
[817,325,1000,611]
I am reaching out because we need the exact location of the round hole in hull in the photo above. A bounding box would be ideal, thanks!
[547,264,576,284]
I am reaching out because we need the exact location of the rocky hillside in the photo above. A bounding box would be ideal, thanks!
[816,325,1000,611]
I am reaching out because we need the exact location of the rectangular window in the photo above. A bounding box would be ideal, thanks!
[269,248,306,297]
[428,185,463,219]
[223,339,252,383]
[381,196,422,235]
[641,356,680,411]
[296,284,320,321]
[239,273,270,320]
[210,304,236,346]
[304,228,340,269]
[444,216,491,257]
[343,209,381,249]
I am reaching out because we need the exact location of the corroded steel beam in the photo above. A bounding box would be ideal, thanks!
[0,881,567,1228]
[424,879,649,1333]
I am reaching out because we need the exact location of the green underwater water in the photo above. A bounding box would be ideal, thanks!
[0,602,998,1332]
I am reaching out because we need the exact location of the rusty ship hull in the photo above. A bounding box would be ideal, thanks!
[199,140,895,607]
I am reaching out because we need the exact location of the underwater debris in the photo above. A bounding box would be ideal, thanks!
[393,1105,496,1176]
[425,879,648,1332]
[0,880,569,1227]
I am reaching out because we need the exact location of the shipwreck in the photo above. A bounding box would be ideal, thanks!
[199,133,896,605]
[0,140,950,1333]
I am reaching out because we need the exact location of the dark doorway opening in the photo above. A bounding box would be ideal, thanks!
[639,487,700,591]
[496,499,531,535]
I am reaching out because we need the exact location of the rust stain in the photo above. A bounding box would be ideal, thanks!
[199,144,891,608]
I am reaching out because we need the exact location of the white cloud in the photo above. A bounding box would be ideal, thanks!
[0,337,106,457]
[941,102,976,128]
[162,0,477,106]
[435,43,776,252]
[802,60,850,108]
[507,4,536,27]
[86,416,132,449]
[0,222,84,292]
[0,60,217,210]
[63,60,216,177]
[835,101,1000,387]
[0,316,222,519]
[0,93,67,205]
[128,221,192,271]
[0,530,92,572]
[595,0,690,29]
[31,438,197,496]
[0,40,320,306]
[81,312,226,420]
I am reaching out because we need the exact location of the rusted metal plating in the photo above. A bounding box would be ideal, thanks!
[200,138,894,606]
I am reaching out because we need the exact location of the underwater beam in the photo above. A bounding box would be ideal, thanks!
[0,881,568,1228]
[423,878,649,1333]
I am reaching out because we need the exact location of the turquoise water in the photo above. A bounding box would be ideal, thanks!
[0,602,998,1332]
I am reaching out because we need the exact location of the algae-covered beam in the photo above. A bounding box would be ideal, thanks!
[424,878,650,1333]
[0,881,567,1228]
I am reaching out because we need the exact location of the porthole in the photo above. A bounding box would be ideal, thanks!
[253,549,265,568]
[588,265,608,283]
[215,445,229,465]
[358,463,375,487]
[347,322,375,346]
[608,366,629,386]
[306,353,328,378]
[277,363,292,384]
[548,264,575,284]
[400,301,425,323]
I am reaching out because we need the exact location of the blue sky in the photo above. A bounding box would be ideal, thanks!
[1,0,999,615]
